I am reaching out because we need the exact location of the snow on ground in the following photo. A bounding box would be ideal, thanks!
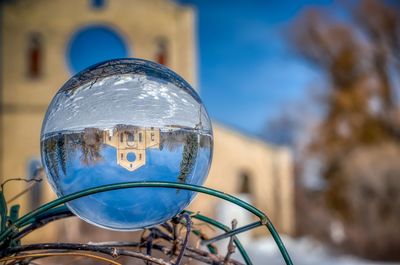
[232,236,400,265]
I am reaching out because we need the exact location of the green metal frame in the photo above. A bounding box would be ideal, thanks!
[0,181,293,265]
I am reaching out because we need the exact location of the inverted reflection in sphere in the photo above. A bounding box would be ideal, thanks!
[41,59,213,230]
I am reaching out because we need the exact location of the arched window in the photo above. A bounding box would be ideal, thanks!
[127,132,134,142]
[155,37,168,65]
[238,171,252,194]
[27,33,43,78]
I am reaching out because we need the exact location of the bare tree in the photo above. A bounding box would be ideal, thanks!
[290,0,400,260]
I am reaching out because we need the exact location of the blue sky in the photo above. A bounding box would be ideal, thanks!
[178,0,334,134]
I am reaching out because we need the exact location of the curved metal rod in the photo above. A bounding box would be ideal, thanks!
[1,243,244,265]
[0,251,122,265]
[13,211,74,241]
[0,181,293,265]
[9,206,253,265]
[19,205,74,227]
[201,221,262,246]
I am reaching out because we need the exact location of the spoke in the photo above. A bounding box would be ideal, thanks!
[201,221,262,246]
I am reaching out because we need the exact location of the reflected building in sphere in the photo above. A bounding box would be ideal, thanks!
[0,0,294,240]
[102,127,161,171]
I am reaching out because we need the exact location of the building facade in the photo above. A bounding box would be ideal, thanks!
[0,0,294,242]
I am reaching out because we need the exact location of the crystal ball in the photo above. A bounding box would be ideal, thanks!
[41,59,213,230]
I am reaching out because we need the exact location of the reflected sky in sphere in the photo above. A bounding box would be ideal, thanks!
[41,59,213,230]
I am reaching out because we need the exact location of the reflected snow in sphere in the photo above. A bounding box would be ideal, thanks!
[41,59,213,230]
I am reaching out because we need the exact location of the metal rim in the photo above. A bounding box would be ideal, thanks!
[0,181,293,265]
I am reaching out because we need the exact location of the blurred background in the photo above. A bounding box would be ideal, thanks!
[1,0,400,264]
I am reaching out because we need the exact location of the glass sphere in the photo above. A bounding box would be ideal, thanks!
[41,59,213,230]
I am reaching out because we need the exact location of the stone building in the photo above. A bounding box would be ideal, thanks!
[0,0,294,242]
